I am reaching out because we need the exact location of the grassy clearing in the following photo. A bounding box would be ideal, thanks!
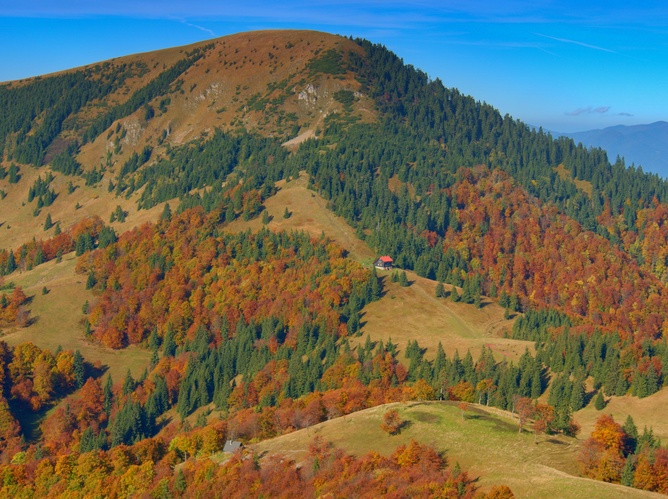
[0,252,151,382]
[353,272,531,363]
[576,388,668,443]
[252,401,658,498]
[227,174,375,263]
[230,174,531,364]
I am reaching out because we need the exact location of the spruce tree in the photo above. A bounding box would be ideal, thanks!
[435,282,446,298]
[43,213,53,231]
[122,369,135,396]
[623,415,638,453]
[594,390,605,410]
[86,271,96,290]
[5,250,16,274]
[73,350,85,389]
[103,375,114,416]
[570,380,585,411]
[161,202,172,221]
[163,328,177,357]
[225,203,235,223]
[620,456,635,487]
[398,271,409,287]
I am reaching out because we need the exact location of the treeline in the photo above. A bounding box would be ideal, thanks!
[0,62,143,165]
[134,129,291,211]
[514,309,668,399]
[82,44,214,145]
[0,216,113,276]
[349,37,668,232]
[580,413,667,493]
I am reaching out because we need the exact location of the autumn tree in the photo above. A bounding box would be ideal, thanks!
[514,396,533,433]
[380,408,404,435]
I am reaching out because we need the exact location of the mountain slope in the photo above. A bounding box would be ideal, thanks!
[562,121,668,178]
[3,30,668,496]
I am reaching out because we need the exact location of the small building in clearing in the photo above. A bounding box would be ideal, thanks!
[374,256,393,270]
[223,440,243,453]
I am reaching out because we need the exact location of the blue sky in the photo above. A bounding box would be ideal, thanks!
[1,1,667,133]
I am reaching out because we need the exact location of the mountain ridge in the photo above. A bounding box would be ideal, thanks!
[2,30,668,496]
[559,121,668,177]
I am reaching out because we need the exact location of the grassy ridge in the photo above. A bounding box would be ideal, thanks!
[252,402,659,498]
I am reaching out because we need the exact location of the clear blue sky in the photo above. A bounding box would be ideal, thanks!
[1,1,667,133]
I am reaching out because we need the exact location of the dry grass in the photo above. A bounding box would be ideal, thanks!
[252,401,658,498]
[227,174,375,263]
[0,163,167,252]
[354,273,532,362]
[229,174,532,364]
[0,253,151,382]
[576,388,668,443]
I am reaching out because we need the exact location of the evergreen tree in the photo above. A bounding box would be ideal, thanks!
[435,282,446,298]
[620,456,635,487]
[450,287,460,302]
[5,250,16,274]
[122,369,135,396]
[103,375,114,416]
[283,207,291,219]
[8,164,19,184]
[54,222,61,235]
[161,202,172,221]
[163,328,176,357]
[225,203,236,223]
[594,390,606,410]
[73,350,85,389]
[623,415,638,453]
[43,213,53,231]
[570,380,585,411]
[398,271,409,287]
[86,271,97,290]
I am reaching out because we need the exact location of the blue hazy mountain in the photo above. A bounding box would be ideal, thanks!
[560,121,668,178]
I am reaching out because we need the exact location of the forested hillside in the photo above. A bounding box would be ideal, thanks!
[1,30,668,496]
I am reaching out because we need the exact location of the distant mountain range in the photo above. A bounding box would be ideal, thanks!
[559,121,668,178]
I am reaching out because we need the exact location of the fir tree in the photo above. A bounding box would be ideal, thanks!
[623,415,638,453]
[161,202,172,221]
[570,380,585,411]
[435,282,446,298]
[594,390,606,410]
[122,369,135,396]
[450,287,460,302]
[73,350,85,389]
[398,271,409,287]
[43,213,53,231]
[86,271,97,290]
[103,375,114,416]
[620,456,635,487]
[5,250,16,274]
[163,327,176,357]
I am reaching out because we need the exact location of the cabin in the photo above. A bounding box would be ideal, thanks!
[223,440,244,453]
[374,256,393,270]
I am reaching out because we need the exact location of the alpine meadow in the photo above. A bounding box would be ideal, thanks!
[2,30,668,497]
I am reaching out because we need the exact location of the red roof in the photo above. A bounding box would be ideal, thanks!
[379,256,393,263]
